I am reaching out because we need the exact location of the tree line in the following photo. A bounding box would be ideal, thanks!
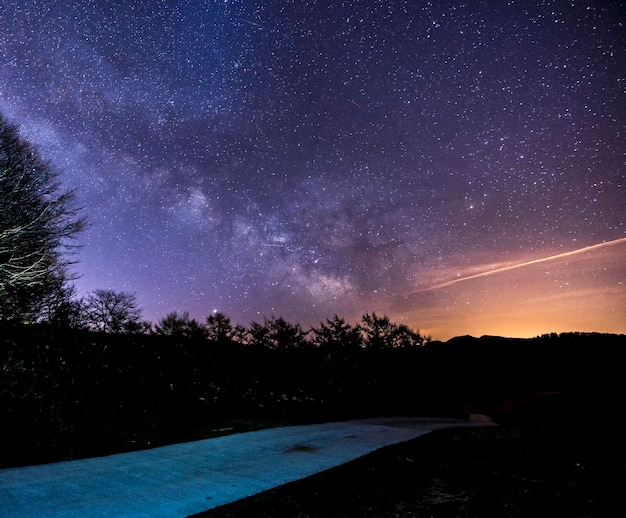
[38,287,429,350]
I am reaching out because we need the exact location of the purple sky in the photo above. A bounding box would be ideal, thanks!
[1,1,624,338]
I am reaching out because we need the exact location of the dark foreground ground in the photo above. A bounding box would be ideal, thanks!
[3,328,625,515]
[193,396,626,518]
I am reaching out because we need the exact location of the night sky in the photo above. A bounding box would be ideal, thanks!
[1,1,625,339]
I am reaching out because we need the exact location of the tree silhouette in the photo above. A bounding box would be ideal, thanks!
[38,283,84,328]
[205,312,245,344]
[154,311,206,339]
[393,323,430,348]
[248,320,271,348]
[248,316,307,349]
[0,114,85,321]
[312,315,363,352]
[83,289,143,333]
[360,312,428,349]
[360,312,394,349]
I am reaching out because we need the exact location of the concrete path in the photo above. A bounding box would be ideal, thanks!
[0,416,493,518]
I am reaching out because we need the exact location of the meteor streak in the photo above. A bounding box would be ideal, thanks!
[411,237,626,293]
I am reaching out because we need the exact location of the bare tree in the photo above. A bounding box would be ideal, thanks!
[83,289,143,333]
[0,114,85,321]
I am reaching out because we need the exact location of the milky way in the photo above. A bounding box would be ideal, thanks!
[1,1,624,339]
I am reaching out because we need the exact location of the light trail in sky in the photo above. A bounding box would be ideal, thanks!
[410,237,626,294]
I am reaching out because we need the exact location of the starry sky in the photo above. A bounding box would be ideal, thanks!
[1,0,625,339]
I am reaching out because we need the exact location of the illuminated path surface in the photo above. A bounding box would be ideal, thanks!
[0,417,493,518]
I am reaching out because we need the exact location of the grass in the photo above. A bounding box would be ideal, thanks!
[191,397,626,517]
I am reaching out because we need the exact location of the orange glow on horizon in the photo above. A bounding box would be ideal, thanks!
[396,238,626,341]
